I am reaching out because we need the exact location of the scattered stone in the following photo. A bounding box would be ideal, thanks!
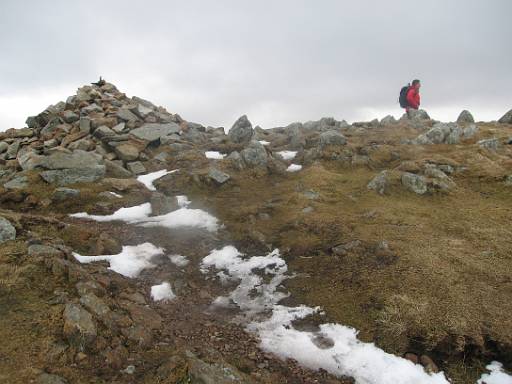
[114,143,141,161]
[319,130,347,148]
[62,304,97,347]
[62,110,79,124]
[240,140,268,168]
[478,138,499,151]
[79,117,91,134]
[419,355,439,373]
[3,176,29,190]
[228,115,254,144]
[126,161,146,175]
[0,217,16,243]
[40,167,106,186]
[401,172,427,195]
[462,123,479,139]
[115,108,138,122]
[380,115,397,125]
[456,110,474,124]
[498,109,512,124]
[407,109,430,120]
[367,170,389,195]
[28,244,62,257]
[52,187,80,202]
[208,168,230,185]
[130,123,180,142]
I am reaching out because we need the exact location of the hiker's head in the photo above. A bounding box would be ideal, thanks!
[412,79,421,90]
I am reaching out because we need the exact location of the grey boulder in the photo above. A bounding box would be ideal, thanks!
[0,217,16,243]
[208,168,230,185]
[498,109,512,124]
[319,130,347,148]
[228,115,254,144]
[401,172,427,195]
[240,140,268,167]
[456,110,474,124]
[367,171,389,195]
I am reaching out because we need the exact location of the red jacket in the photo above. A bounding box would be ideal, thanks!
[406,87,420,109]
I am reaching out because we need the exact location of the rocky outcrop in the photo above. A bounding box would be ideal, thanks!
[228,115,253,144]
[498,109,512,124]
[319,130,347,148]
[457,110,474,124]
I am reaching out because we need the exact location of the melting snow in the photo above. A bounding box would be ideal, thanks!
[169,254,190,267]
[151,282,176,301]
[70,203,152,223]
[176,195,191,208]
[477,362,512,384]
[73,243,163,278]
[205,151,226,159]
[108,191,123,198]
[70,201,219,232]
[277,150,297,160]
[201,246,452,384]
[137,169,178,191]
[259,140,270,146]
[287,164,302,172]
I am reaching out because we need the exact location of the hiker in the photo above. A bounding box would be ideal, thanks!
[399,79,421,115]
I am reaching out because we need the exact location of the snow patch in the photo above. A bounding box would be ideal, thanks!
[205,151,226,159]
[70,201,219,232]
[73,243,163,278]
[70,203,152,223]
[176,195,191,208]
[151,282,176,302]
[277,150,297,160]
[137,169,178,191]
[287,164,302,172]
[259,140,270,146]
[169,254,189,267]
[108,191,123,198]
[477,362,512,384]
[202,246,452,384]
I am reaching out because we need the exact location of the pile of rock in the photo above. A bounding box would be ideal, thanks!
[410,122,478,145]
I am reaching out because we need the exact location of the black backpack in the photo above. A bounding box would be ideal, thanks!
[399,84,410,108]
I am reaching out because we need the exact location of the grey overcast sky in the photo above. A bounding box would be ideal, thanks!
[0,0,511,131]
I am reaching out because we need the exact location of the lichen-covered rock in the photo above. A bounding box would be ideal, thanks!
[367,170,389,195]
[208,168,230,185]
[319,130,347,148]
[0,216,16,243]
[401,172,427,195]
[478,138,499,151]
[240,140,267,167]
[130,123,180,142]
[228,115,253,144]
[498,109,512,124]
[456,110,474,124]
[62,304,97,347]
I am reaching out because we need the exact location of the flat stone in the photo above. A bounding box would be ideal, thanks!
[3,176,28,190]
[52,187,80,201]
[28,244,62,257]
[130,123,181,142]
[116,108,139,122]
[208,168,230,185]
[401,172,427,195]
[40,166,106,186]
[126,161,146,175]
[114,143,140,161]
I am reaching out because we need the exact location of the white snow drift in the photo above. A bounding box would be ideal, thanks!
[73,243,163,278]
[286,164,302,172]
[137,169,178,191]
[70,200,219,232]
[205,151,226,159]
